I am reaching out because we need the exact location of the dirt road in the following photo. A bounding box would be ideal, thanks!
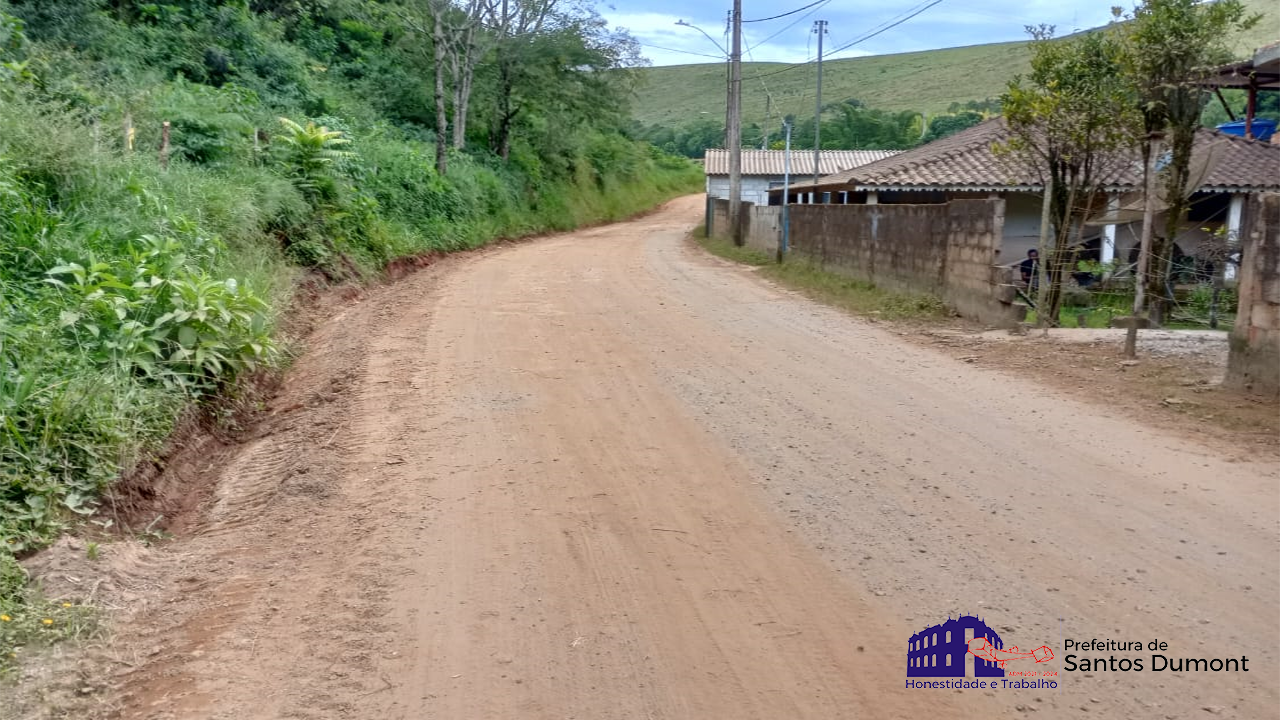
[109,195,1278,719]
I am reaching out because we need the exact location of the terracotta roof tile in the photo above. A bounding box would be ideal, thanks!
[782,118,1280,194]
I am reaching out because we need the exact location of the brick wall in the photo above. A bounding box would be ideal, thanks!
[1227,193,1280,397]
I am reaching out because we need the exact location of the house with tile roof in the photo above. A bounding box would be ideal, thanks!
[703,149,900,207]
[768,118,1280,279]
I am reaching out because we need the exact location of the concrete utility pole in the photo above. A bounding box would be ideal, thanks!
[728,0,744,246]
[780,121,793,264]
[812,19,827,189]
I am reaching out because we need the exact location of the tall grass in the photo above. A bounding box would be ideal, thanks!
[696,235,947,320]
[0,0,701,674]
[0,87,701,560]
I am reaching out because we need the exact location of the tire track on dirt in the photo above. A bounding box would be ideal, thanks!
[102,196,1277,720]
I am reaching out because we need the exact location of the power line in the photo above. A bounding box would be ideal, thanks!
[637,41,725,60]
[827,0,944,57]
[747,0,832,53]
[746,0,944,80]
[743,0,829,23]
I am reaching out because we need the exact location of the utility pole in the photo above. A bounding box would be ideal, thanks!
[812,19,827,189]
[724,11,732,155]
[779,121,792,264]
[728,0,744,246]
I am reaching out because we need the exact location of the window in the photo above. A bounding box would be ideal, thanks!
[947,654,952,667]
[933,633,938,646]
[946,631,951,643]
[932,654,937,667]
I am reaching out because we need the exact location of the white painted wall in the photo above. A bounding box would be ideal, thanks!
[998,192,1044,267]
[706,175,779,207]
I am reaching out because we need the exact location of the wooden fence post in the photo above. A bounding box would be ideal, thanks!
[159,121,171,169]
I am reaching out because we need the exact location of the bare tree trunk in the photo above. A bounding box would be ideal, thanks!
[1058,195,1094,325]
[451,23,479,149]
[1147,124,1195,326]
[1125,134,1162,358]
[454,51,475,148]
[1034,173,1054,330]
[494,56,516,160]
[433,10,449,175]
[1043,179,1078,327]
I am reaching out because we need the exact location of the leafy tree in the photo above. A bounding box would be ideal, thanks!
[1115,0,1258,328]
[1200,89,1280,129]
[1000,24,1140,327]
[922,111,983,143]
[479,0,641,161]
[788,100,923,151]
[948,98,1002,115]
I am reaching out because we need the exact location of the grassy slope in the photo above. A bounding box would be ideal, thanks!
[631,0,1280,129]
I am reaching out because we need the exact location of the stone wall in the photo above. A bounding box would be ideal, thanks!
[786,199,1019,327]
[1227,193,1280,397]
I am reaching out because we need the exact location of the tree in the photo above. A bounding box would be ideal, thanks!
[446,0,487,149]
[389,0,494,172]
[385,0,452,174]
[922,111,983,143]
[1000,25,1140,327]
[478,0,640,161]
[1116,0,1258,327]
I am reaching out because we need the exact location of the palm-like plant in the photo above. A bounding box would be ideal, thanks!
[275,117,353,201]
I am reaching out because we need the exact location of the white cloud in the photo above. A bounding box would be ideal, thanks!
[604,9,871,66]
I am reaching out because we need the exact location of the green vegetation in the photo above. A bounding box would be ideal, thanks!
[1001,24,1139,328]
[0,0,700,630]
[696,235,947,321]
[633,41,1033,129]
[1,553,99,673]
[633,97,995,159]
[627,0,1278,146]
[696,233,774,267]
[1120,0,1261,330]
[762,262,948,321]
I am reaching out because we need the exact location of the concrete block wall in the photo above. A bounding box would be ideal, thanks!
[710,197,1020,327]
[786,199,1020,327]
[710,199,778,255]
[1227,193,1280,397]
[745,206,782,254]
[941,199,1014,324]
[788,204,950,297]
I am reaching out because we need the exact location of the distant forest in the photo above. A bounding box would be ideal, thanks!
[634,92,1280,159]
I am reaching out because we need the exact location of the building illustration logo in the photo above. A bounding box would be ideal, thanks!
[907,614,1054,678]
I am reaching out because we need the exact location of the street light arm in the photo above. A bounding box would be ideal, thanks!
[675,19,728,57]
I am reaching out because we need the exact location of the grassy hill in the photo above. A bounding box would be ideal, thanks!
[630,0,1280,130]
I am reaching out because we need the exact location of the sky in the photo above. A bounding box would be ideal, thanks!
[595,0,1125,67]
